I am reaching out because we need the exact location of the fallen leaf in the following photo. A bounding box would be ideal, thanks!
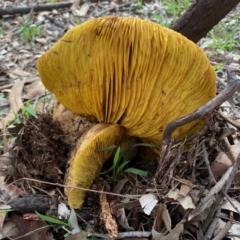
[228,224,240,240]
[160,220,185,240]
[71,0,80,9]
[117,208,134,230]
[0,80,26,129]
[152,204,164,239]
[177,195,195,210]
[162,204,171,232]
[11,213,49,240]
[12,70,32,77]
[221,199,240,213]
[139,194,158,215]
[78,3,90,16]
[178,184,191,197]
[65,232,86,240]
[0,220,19,239]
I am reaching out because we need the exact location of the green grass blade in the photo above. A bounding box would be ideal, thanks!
[113,147,121,168]
[124,168,148,177]
[116,160,130,176]
[35,212,69,227]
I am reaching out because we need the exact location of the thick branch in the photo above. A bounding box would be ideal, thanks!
[0,2,73,16]
[171,0,240,43]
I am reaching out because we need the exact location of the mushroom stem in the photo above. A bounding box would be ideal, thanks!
[65,123,125,208]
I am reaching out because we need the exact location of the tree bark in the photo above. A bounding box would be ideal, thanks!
[171,0,240,43]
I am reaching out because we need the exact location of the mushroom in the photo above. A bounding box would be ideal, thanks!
[38,16,216,208]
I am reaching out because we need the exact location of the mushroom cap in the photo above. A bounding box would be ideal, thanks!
[38,16,216,144]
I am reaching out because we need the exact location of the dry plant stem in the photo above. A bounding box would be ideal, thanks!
[202,197,222,233]
[222,137,236,164]
[189,149,240,221]
[202,142,240,215]
[10,177,140,200]
[212,221,232,240]
[90,231,151,239]
[203,143,216,184]
[203,207,221,240]
[0,1,73,16]
[94,0,136,17]
[218,110,240,129]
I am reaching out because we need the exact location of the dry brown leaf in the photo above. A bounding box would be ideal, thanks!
[0,220,19,239]
[25,80,46,99]
[117,208,134,230]
[233,170,240,182]
[210,142,240,180]
[112,178,129,193]
[65,232,86,240]
[178,184,191,197]
[160,220,185,240]
[11,213,49,240]
[0,80,26,129]
[12,70,32,77]
[152,204,165,240]
[177,195,195,210]
[71,0,80,9]
[162,204,171,232]
[78,2,90,16]
[100,194,118,239]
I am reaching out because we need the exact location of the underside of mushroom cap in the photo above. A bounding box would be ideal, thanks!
[38,16,216,144]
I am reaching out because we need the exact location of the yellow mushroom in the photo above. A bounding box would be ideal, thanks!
[38,16,216,208]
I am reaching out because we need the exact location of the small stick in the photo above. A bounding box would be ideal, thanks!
[0,2,73,16]
[212,221,232,240]
[218,109,240,129]
[189,150,240,221]
[203,207,221,240]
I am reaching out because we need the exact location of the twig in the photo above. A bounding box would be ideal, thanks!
[203,207,221,240]
[202,197,222,234]
[0,1,73,16]
[94,0,136,17]
[89,231,151,239]
[212,221,232,240]
[203,139,240,221]
[188,149,240,221]
[10,177,140,200]
[218,109,240,129]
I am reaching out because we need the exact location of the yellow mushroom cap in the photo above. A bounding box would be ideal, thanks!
[38,17,216,208]
[38,16,216,144]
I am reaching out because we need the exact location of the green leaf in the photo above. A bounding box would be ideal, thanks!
[116,160,130,176]
[35,212,69,227]
[124,168,148,177]
[113,147,121,169]
[25,106,38,118]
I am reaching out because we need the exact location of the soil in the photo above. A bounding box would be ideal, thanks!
[7,114,70,190]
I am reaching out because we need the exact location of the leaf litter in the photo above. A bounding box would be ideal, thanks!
[1,0,240,239]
